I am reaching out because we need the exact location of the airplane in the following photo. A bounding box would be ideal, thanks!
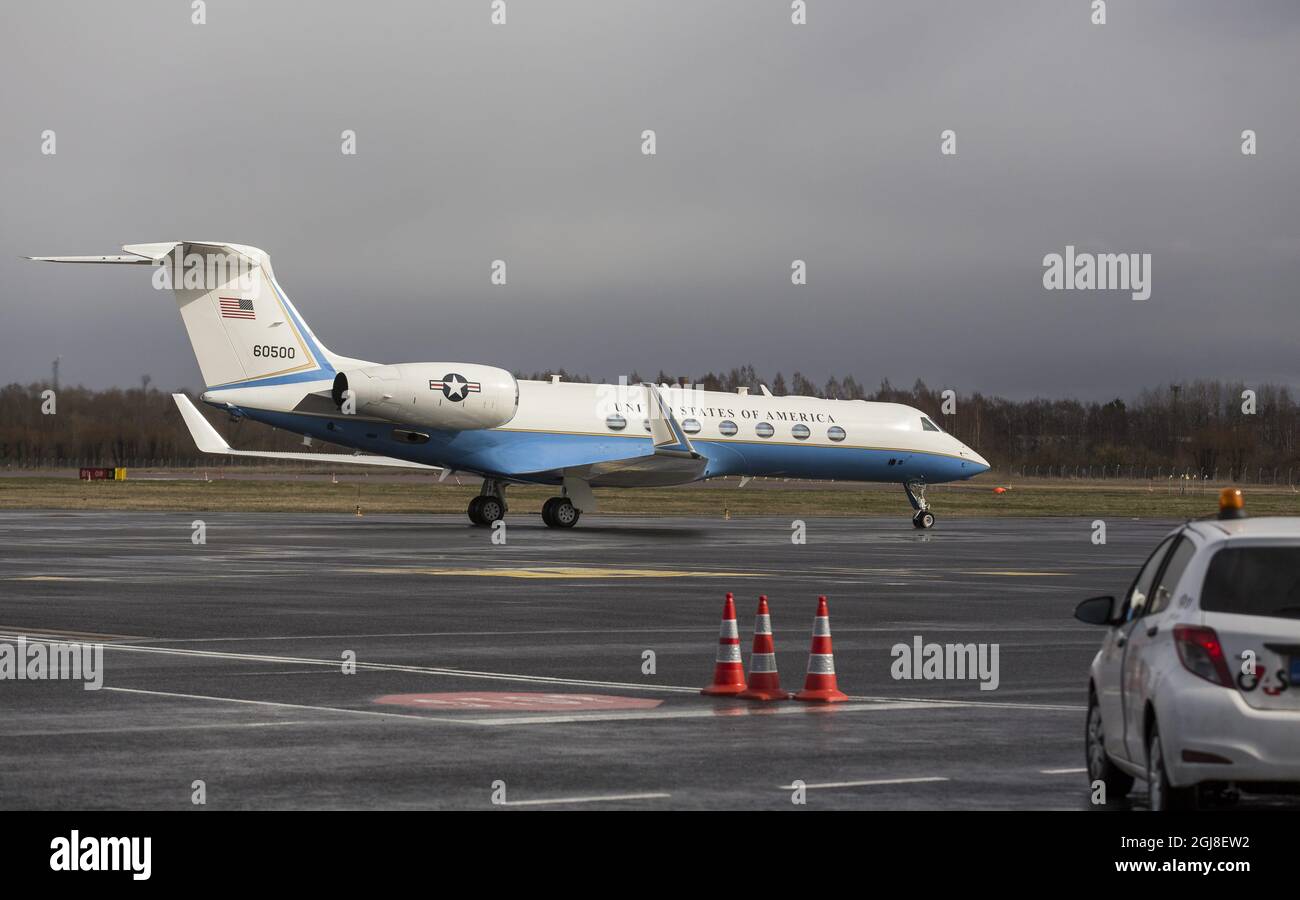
[29,241,990,529]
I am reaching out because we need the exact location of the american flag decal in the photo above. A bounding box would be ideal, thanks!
[218,296,256,320]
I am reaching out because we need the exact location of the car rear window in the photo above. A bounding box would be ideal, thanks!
[1201,547,1300,618]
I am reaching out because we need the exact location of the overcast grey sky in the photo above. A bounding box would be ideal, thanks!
[2,0,1297,400]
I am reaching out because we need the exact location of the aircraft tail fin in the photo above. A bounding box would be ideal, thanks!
[30,242,367,390]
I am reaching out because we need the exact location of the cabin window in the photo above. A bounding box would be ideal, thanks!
[791,424,811,440]
[755,422,775,438]
[827,426,846,442]
[643,418,652,432]
[605,414,627,431]
[681,418,701,435]
[921,417,941,432]
[718,420,738,436]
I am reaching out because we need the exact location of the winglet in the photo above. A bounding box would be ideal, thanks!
[642,384,700,458]
[173,393,232,453]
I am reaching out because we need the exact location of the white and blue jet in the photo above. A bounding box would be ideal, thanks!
[31,242,990,528]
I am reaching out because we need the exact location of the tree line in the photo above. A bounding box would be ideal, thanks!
[2,373,1296,481]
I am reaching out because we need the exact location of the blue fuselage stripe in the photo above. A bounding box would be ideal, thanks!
[238,408,986,485]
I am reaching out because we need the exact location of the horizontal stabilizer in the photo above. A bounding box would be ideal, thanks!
[26,254,155,264]
[172,394,438,470]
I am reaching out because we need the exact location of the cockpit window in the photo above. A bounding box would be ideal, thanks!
[920,417,941,432]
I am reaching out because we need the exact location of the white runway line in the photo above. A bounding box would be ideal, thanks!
[127,623,1094,643]
[102,686,473,725]
[2,721,313,737]
[102,687,940,728]
[143,627,716,644]
[849,694,1085,712]
[0,633,700,696]
[1040,767,1087,775]
[466,701,939,727]
[499,792,672,807]
[779,776,950,790]
[3,633,1084,721]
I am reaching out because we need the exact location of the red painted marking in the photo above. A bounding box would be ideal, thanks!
[374,692,664,712]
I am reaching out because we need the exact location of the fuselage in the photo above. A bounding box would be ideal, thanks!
[206,377,990,486]
[32,240,992,514]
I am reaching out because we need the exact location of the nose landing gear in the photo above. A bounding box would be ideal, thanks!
[904,480,935,529]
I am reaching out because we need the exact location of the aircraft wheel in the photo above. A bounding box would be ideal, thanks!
[478,495,506,525]
[912,510,935,529]
[543,497,580,529]
[467,496,486,526]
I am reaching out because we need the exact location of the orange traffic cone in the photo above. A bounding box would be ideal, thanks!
[701,592,747,696]
[794,595,848,703]
[739,596,790,700]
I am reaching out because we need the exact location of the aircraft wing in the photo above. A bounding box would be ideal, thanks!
[514,385,709,487]
[172,394,439,470]
[560,452,709,488]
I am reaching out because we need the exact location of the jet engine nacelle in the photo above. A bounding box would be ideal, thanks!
[332,363,518,431]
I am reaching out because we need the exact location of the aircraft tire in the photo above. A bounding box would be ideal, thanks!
[543,497,579,528]
[912,510,935,529]
[478,496,506,525]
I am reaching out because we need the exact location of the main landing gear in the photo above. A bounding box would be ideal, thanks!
[467,479,508,526]
[541,496,580,529]
[466,479,583,529]
[904,480,936,529]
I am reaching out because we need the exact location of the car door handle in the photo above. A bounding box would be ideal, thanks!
[1146,625,1158,637]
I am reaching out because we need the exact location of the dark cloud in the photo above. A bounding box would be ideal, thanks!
[2,0,1297,399]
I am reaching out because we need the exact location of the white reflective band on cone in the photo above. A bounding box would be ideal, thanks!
[807,653,835,674]
[812,616,831,637]
[750,653,777,673]
[716,644,742,663]
[719,620,739,639]
[754,614,771,634]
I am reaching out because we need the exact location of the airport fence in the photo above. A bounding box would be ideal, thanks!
[995,463,1296,489]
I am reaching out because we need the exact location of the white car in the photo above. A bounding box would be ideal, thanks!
[1075,497,1300,810]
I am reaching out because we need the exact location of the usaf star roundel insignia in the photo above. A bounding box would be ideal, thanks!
[429,373,481,402]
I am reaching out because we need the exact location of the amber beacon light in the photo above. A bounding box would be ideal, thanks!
[1217,488,1246,520]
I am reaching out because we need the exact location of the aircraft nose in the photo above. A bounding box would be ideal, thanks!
[959,443,990,473]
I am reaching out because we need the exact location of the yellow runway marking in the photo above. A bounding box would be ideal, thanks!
[347,566,759,580]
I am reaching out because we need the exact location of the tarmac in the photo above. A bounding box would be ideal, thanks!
[0,509,1277,810]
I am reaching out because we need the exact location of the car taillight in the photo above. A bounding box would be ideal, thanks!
[1173,625,1234,688]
